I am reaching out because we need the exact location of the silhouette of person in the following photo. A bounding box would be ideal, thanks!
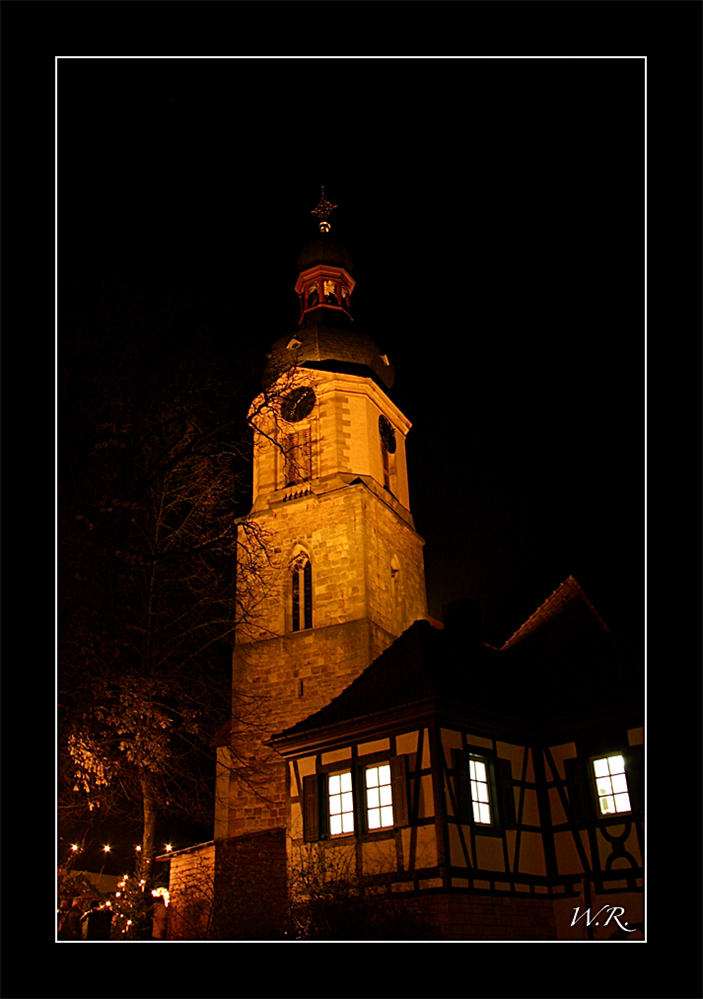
[60,898,84,939]
[81,900,113,940]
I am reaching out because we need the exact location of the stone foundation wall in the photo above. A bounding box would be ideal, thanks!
[401,891,557,940]
[211,830,288,940]
[167,843,215,940]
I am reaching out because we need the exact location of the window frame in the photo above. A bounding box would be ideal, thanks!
[302,755,409,842]
[564,746,642,825]
[363,762,395,832]
[468,755,493,826]
[327,769,356,837]
[452,748,515,833]
[590,752,632,817]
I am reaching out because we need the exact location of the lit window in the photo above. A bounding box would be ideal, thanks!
[328,771,354,836]
[323,279,338,305]
[365,764,394,830]
[469,757,492,825]
[593,755,631,815]
[306,282,319,308]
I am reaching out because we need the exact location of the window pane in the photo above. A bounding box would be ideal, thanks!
[608,755,625,775]
[340,772,352,793]
[367,787,380,809]
[330,815,342,836]
[329,774,341,795]
[377,765,391,785]
[342,812,355,833]
[381,806,394,826]
[593,758,610,778]
[470,759,486,782]
[478,803,491,824]
[368,808,380,829]
[366,768,379,788]
[380,785,393,806]
[600,795,616,815]
[614,792,631,813]
[611,773,628,794]
[596,776,613,797]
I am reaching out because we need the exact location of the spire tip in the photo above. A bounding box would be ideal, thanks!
[311,186,337,233]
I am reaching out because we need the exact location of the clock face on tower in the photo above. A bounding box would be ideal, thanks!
[281,386,316,423]
[378,414,397,453]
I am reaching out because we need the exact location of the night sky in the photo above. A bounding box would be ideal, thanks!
[59,57,644,863]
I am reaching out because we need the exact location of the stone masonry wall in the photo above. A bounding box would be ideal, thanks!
[226,478,427,841]
[402,891,557,940]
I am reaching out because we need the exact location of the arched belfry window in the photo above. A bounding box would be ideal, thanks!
[290,551,313,632]
[306,282,319,309]
[323,279,338,305]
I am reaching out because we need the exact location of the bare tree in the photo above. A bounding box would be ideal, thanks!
[286,841,437,940]
[58,316,295,876]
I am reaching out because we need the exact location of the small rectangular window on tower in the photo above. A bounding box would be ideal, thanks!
[285,428,312,485]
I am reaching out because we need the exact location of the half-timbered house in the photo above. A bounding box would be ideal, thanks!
[269,579,644,940]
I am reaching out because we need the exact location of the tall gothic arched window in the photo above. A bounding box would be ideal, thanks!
[290,552,313,632]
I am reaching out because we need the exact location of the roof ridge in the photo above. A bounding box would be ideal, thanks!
[500,575,609,650]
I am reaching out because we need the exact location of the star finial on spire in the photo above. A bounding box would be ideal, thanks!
[311,186,337,233]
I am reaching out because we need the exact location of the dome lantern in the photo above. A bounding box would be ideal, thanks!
[295,187,355,326]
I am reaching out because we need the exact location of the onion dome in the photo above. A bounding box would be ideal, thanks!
[263,322,395,391]
[263,188,395,391]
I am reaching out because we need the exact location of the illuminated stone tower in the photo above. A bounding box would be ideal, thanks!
[215,191,428,850]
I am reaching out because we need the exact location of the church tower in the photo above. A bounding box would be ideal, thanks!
[215,191,428,849]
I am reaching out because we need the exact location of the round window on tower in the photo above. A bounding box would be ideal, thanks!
[281,386,316,423]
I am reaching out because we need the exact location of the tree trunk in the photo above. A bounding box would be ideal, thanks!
[141,776,158,883]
